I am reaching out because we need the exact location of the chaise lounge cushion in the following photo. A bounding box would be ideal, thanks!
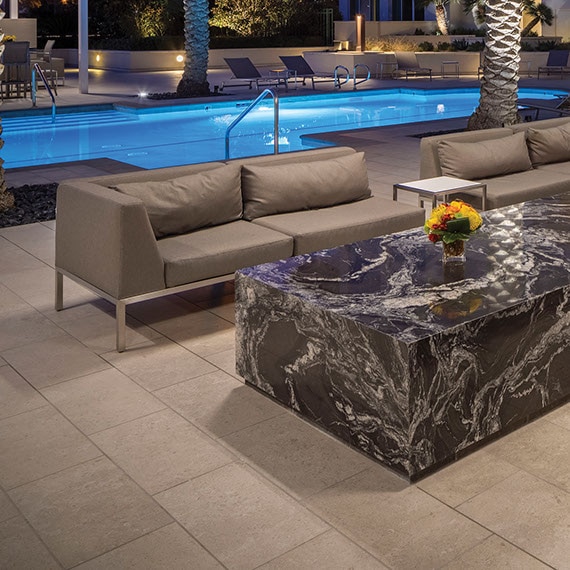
[157,220,293,287]
[114,163,242,238]
[251,195,425,255]
[438,132,532,180]
[526,122,570,166]
[241,152,371,221]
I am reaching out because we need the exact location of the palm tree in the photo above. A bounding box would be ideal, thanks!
[521,0,554,36]
[468,0,523,130]
[420,0,460,36]
[176,0,210,98]
[0,6,15,213]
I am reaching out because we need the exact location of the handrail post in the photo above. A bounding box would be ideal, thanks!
[333,65,350,89]
[32,63,57,122]
[225,88,279,160]
[352,64,371,90]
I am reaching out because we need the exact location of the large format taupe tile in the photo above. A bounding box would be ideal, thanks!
[258,529,388,570]
[0,516,61,570]
[222,413,371,499]
[0,223,55,265]
[459,470,570,569]
[2,335,110,389]
[57,311,161,354]
[155,370,284,438]
[0,488,19,523]
[441,534,550,569]
[418,449,520,507]
[195,294,236,324]
[91,409,235,495]
[0,236,46,277]
[307,467,491,569]
[156,463,329,570]
[547,402,570,431]
[486,417,570,493]
[0,405,101,489]
[75,523,223,569]
[203,347,242,380]
[9,456,173,568]
[0,364,46,420]
[101,337,216,392]
[41,368,166,434]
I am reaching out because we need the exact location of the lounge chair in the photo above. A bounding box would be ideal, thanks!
[393,52,432,81]
[220,58,288,92]
[537,50,570,79]
[279,55,350,89]
[518,94,570,120]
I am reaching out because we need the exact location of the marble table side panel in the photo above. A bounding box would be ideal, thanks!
[235,273,414,476]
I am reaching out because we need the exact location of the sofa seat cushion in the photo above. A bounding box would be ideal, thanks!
[157,220,293,287]
[535,161,570,175]
[114,163,242,238]
[526,122,570,166]
[451,170,570,210]
[251,196,425,255]
[438,132,532,180]
[241,152,371,221]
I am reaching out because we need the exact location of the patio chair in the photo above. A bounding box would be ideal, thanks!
[30,39,58,94]
[1,41,31,99]
[393,52,432,81]
[537,50,570,79]
[220,57,288,92]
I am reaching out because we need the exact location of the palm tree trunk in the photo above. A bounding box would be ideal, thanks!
[0,8,15,213]
[468,0,523,130]
[177,0,210,98]
[521,16,540,36]
[435,4,449,36]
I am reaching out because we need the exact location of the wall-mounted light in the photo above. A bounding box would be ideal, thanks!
[139,92,148,98]
[176,54,184,63]
[95,53,101,62]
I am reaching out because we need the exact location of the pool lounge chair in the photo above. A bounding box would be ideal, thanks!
[220,58,288,92]
[393,52,432,81]
[518,94,570,120]
[537,50,570,79]
[279,55,351,89]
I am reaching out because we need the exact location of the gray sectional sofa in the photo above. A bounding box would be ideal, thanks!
[55,146,425,351]
[420,116,570,209]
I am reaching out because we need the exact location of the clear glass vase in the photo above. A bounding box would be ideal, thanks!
[442,240,466,264]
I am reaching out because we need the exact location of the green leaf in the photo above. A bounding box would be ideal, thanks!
[445,217,470,234]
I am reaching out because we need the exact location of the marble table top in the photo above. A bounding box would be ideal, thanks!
[240,193,570,344]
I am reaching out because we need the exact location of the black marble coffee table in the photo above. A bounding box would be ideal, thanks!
[235,194,570,481]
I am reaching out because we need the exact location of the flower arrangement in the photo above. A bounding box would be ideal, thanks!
[424,200,483,244]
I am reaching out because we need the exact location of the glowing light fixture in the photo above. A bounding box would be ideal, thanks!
[139,92,148,98]
[176,54,184,63]
[355,14,365,52]
[96,54,101,62]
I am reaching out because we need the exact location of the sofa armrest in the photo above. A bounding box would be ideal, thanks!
[56,179,165,300]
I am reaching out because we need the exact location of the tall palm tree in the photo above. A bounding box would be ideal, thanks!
[0,6,15,213]
[521,0,554,36]
[176,0,210,98]
[468,0,523,130]
[420,0,460,35]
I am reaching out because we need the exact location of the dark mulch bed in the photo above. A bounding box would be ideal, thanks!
[0,184,58,228]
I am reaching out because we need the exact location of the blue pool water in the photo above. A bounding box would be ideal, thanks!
[3,87,565,170]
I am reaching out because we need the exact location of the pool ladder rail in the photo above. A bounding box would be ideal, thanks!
[31,63,57,122]
[333,64,371,90]
[225,88,279,160]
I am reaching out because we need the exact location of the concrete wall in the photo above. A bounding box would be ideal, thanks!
[1,18,37,48]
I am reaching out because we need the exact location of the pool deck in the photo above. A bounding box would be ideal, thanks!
[2,67,570,570]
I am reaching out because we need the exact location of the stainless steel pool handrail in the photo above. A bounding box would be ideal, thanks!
[225,88,279,160]
[334,65,350,88]
[31,63,57,122]
[352,64,371,90]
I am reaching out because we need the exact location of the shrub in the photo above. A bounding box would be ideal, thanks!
[366,36,417,52]
[417,41,434,52]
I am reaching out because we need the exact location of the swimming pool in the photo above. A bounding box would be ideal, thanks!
[3,87,565,170]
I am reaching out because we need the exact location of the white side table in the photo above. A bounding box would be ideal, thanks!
[393,176,488,211]
[441,60,460,78]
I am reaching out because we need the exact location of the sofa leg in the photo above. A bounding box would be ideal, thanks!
[55,271,63,311]
[116,301,126,352]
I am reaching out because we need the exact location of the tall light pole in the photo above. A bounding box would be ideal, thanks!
[78,0,89,93]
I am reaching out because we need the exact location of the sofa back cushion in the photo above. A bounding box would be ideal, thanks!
[437,132,532,180]
[114,163,242,238]
[241,152,371,221]
[526,122,570,166]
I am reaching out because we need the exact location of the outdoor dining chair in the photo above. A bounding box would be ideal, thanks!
[1,41,31,99]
